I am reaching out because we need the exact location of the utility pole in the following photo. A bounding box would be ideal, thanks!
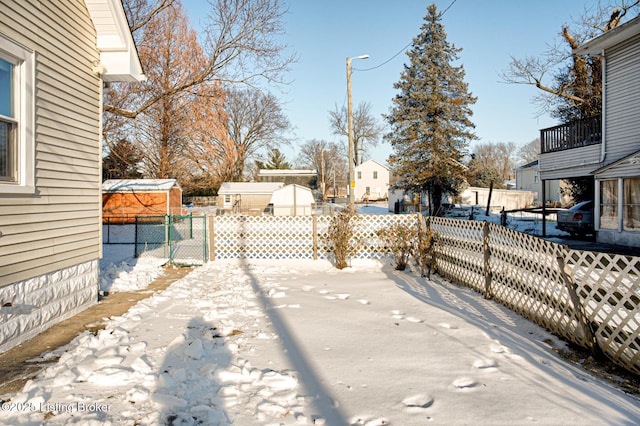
[346,54,369,212]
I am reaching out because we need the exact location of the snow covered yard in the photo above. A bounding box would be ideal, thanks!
[1,253,639,425]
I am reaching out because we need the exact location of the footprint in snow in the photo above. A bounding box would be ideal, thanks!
[473,358,498,370]
[357,299,370,305]
[489,343,507,354]
[438,323,458,329]
[351,415,391,425]
[452,377,478,390]
[402,393,434,409]
[405,316,423,323]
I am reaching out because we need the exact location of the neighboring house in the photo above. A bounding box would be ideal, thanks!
[540,16,640,246]
[268,184,315,216]
[102,179,183,224]
[0,0,144,352]
[257,169,318,190]
[354,160,390,202]
[218,182,284,214]
[515,160,568,205]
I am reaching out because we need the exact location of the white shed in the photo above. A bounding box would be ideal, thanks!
[269,184,315,216]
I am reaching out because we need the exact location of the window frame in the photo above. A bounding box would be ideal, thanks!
[623,177,640,232]
[0,35,35,194]
[599,178,618,230]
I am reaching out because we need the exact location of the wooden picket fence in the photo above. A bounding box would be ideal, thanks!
[207,214,640,375]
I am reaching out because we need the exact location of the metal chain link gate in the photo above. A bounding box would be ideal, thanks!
[135,214,207,266]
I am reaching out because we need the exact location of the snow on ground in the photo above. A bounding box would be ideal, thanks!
[2,240,639,424]
[2,208,636,424]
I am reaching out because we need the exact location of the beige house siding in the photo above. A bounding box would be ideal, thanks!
[0,0,102,286]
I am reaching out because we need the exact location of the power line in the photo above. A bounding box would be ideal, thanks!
[353,0,459,72]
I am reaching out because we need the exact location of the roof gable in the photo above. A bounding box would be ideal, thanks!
[355,159,389,171]
[575,15,640,55]
[84,0,145,82]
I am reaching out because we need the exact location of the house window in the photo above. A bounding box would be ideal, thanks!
[623,177,640,231]
[0,35,35,193]
[373,171,378,179]
[224,194,231,203]
[357,171,361,179]
[599,179,618,230]
[0,57,15,182]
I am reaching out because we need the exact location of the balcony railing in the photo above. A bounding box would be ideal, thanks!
[540,116,602,154]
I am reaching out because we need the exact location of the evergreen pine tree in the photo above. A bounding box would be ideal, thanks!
[102,139,143,181]
[385,3,477,216]
[255,148,292,170]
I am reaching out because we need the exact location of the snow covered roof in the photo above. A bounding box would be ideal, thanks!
[102,179,180,193]
[218,182,284,195]
[258,169,317,176]
[269,184,314,205]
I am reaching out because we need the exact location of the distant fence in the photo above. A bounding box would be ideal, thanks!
[208,214,417,260]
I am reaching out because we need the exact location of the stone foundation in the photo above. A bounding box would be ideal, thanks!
[0,260,98,354]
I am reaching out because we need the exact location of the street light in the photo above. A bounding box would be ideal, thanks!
[346,54,369,212]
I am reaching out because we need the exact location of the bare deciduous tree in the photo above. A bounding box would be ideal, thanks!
[222,88,291,181]
[296,139,347,200]
[106,0,295,120]
[328,101,384,166]
[517,138,540,165]
[500,1,639,119]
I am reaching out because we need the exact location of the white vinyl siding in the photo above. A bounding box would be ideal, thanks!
[604,33,640,161]
[0,0,102,287]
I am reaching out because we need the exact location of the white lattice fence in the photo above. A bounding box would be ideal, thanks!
[210,215,316,259]
[209,214,420,260]
[567,249,640,373]
[428,216,640,375]
[429,217,485,291]
[486,223,586,347]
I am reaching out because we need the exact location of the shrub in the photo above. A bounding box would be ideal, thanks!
[376,222,417,271]
[322,209,359,269]
[413,225,438,279]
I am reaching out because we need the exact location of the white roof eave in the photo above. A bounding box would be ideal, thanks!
[84,0,146,82]
[574,16,640,55]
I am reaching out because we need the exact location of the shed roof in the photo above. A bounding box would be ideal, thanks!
[258,169,317,176]
[269,184,315,205]
[218,182,284,195]
[102,179,180,193]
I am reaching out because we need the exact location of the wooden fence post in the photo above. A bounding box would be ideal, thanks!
[313,215,318,260]
[556,254,603,359]
[208,215,215,261]
[483,221,493,299]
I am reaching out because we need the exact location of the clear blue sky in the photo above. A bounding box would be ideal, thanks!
[184,0,609,166]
